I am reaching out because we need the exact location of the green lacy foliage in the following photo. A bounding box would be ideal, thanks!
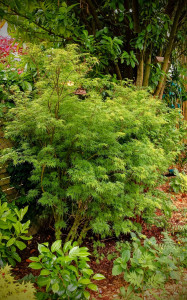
[170,170,187,193]
[0,200,32,266]
[0,264,36,300]
[112,232,187,297]
[1,44,186,241]
[29,240,105,299]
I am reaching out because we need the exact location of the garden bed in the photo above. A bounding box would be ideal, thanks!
[11,171,187,300]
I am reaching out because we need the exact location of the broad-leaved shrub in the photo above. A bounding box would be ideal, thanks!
[29,240,105,299]
[0,200,32,266]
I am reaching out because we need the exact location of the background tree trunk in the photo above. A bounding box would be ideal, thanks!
[136,53,144,87]
[114,62,122,80]
[154,1,182,97]
[143,50,152,87]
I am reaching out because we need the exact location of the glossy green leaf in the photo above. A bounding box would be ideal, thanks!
[38,244,50,253]
[12,252,21,262]
[87,283,98,291]
[83,290,90,299]
[6,237,16,247]
[67,283,77,292]
[37,275,51,287]
[92,273,105,280]
[82,268,94,276]
[15,240,26,250]
[51,240,62,252]
[40,269,51,276]
[52,282,59,293]
[29,262,43,269]
[69,246,79,257]
[78,278,91,284]
[29,256,40,262]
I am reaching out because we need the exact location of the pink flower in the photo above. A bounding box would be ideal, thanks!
[17,68,23,74]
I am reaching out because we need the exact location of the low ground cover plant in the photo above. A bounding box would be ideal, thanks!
[92,240,105,264]
[1,44,186,243]
[112,232,187,299]
[169,169,187,193]
[0,199,32,266]
[29,240,105,299]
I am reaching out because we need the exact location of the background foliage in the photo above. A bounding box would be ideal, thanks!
[0,0,186,99]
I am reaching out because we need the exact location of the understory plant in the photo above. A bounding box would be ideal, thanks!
[112,232,187,298]
[0,200,32,266]
[0,264,36,300]
[1,43,186,241]
[29,240,105,299]
[92,240,105,264]
[169,169,187,193]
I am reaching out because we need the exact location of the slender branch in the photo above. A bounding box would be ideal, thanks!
[41,164,46,193]
[0,0,73,40]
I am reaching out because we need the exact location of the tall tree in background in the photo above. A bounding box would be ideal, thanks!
[0,0,186,98]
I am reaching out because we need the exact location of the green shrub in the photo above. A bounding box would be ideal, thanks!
[112,232,187,297]
[170,169,187,193]
[0,264,36,300]
[0,200,32,266]
[29,240,105,299]
[1,44,186,241]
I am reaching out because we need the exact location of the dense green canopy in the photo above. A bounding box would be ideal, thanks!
[0,0,186,98]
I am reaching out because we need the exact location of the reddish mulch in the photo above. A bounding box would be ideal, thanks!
[11,165,187,300]
[12,230,55,280]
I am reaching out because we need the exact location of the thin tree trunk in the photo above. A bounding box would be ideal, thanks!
[86,0,101,30]
[154,1,182,97]
[136,53,144,87]
[132,0,141,33]
[66,214,82,242]
[54,210,63,240]
[159,62,171,99]
[143,48,152,86]
[114,62,122,80]
[159,79,167,100]
[78,220,91,245]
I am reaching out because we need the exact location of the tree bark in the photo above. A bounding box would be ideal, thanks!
[86,0,101,30]
[159,62,171,100]
[154,1,182,97]
[132,0,141,33]
[143,48,152,86]
[136,53,144,87]
[114,62,122,80]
